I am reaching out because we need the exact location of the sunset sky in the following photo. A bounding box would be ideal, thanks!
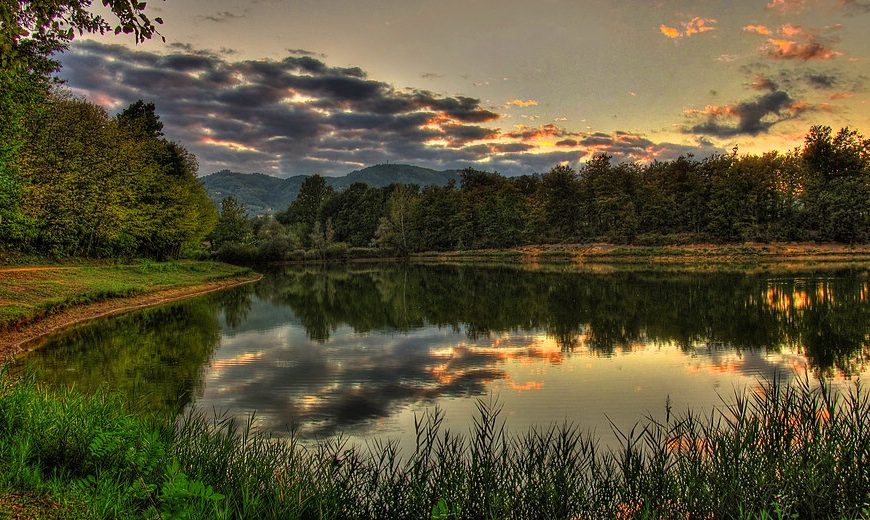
[61,0,870,176]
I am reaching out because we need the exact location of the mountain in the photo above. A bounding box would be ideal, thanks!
[202,164,462,214]
[331,164,461,190]
[202,170,306,215]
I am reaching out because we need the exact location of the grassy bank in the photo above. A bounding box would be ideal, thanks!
[411,243,870,268]
[0,261,252,331]
[1,372,868,519]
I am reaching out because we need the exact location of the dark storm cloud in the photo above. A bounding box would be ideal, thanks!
[286,48,326,58]
[805,72,838,89]
[739,64,864,101]
[60,41,509,175]
[60,41,723,176]
[684,90,803,137]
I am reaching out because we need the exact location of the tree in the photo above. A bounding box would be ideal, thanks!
[539,163,581,241]
[116,99,163,138]
[278,174,333,247]
[1,0,164,255]
[374,185,418,254]
[1,0,163,74]
[801,126,870,242]
[212,196,252,250]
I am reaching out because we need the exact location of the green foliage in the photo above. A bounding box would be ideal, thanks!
[1,0,162,75]
[116,99,163,138]
[1,371,869,519]
[277,174,333,246]
[212,197,253,250]
[802,126,870,243]
[210,126,869,264]
[0,69,41,251]
[14,96,216,259]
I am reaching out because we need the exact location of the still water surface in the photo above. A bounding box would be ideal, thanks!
[18,265,870,448]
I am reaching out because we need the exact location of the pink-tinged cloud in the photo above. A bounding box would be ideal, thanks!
[659,17,717,39]
[764,38,841,60]
[744,23,844,61]
[767,0,808,13]
[780,24,809,38]
[743,24,773,35]
[751,74,778,91]
[506,99,539,107]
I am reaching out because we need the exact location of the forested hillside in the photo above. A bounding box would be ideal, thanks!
[202,164,461,215]
[211,125,870,262]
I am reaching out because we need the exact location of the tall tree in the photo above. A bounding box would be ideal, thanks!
[801,126,870,242]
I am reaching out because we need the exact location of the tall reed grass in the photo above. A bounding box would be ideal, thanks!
[1,370,868,519]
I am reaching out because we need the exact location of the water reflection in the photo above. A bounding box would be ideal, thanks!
[18,265,870,444]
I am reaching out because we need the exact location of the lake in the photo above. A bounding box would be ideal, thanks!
[16,264,870,449]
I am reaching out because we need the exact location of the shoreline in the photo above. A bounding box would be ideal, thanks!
[1,273,261,359]
[408,242,870,266]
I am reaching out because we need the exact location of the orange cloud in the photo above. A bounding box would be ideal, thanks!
[743,24,772,35]
[507,99,539,107]
[751,74,778,91]
[780,23,808,37]
[745,23,843,61]
[684,17,717,36]
[660,24,681,39]
[201,136,261,153]
[767,0,808,13]
[764,38,841,60]
[508,380,545,392]
[659,17,716,39]
[684,104,737,117]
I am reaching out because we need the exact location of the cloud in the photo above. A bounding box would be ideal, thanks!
[837,0,870,14]
[659,17,717,39]
[744,24,843,61]
[660,25,682,39]
[740,63,861,94]
[59,41,722,176]
[684,90,810,137]
[751,74,779,91]
[805,72,838,89]
[506,99,539,107]
[766,0,808,13]
[198,10,246,23]
[744,24,773,35]
[286,48,326,58]
[763,38,841,60]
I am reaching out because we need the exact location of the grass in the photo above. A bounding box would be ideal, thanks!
[1,370,869,519]
[0,260,252,330]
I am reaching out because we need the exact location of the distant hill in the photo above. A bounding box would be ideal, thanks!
[202,164,462,214]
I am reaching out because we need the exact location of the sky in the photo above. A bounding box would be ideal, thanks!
[59,0,870,177]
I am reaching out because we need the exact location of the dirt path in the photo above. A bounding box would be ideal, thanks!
[1,274,262,360]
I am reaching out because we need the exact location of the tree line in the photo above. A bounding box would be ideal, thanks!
[213,126,870,262]
[1,0,216,260]
[1,92,217,260]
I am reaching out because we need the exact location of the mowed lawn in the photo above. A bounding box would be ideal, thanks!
[0,261,250,329]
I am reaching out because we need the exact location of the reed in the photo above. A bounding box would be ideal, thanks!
[1,370,868,519]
